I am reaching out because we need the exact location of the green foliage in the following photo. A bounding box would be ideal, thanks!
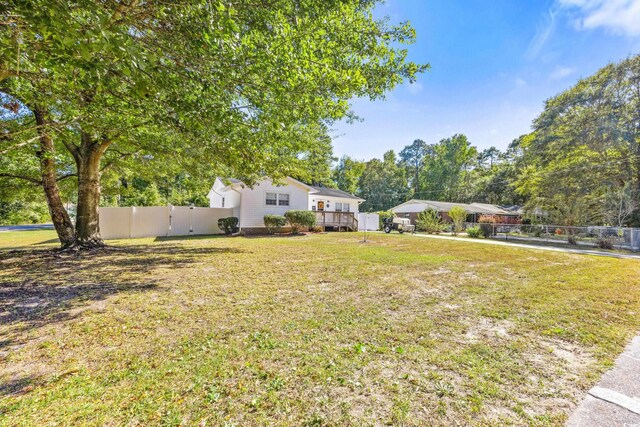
[284,210,316,233]
[448,206,467,235]
[217,217,239,235]
[0,200,50,225]
[415,208,446,234]
[332,156,366,195]
[399,139,430,195]
[478,216,496,237]
[466,226,484,238]
[0,1,427,245]
[515,54,640,226]
[358,151,410,212]
[263,214,286,234]
[419,134,477,201]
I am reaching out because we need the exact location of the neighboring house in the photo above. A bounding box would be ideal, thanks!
[390,199,522,224]
[208,177,365,232]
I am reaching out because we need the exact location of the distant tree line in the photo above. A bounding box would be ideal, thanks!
[331,54,640,227]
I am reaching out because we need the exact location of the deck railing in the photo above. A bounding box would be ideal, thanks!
[315,211,358,231]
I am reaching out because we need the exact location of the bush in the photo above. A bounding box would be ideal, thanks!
[284,210,316,233]
[217,217,239,235]
[310,225,323,233]
[478,215,496,237]
[466,226,484,238]
[596,236,615,249]
[415,208,446,234]
[449,206,467,236]
[263,214,286,234]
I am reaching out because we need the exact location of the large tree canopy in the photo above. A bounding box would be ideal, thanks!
[0,0,427,247]
[515,54,640,226]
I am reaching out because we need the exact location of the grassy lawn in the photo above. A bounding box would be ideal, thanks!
[1,231,640,426]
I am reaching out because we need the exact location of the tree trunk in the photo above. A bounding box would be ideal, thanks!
[74,142,105,248]
[33,107,76,248]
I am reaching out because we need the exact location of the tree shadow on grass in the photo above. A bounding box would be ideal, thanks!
[0,243,246,397]
[0,244,245,352]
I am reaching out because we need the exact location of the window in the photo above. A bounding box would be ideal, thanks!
[266,192,289,206]
[343,203,350,212]
[278,193,290,206]
[222,197,225,208]
[335,202,343,212]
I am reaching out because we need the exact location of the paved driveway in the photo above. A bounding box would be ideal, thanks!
[0,224,54,232]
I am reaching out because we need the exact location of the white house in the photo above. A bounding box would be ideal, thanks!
[208,177,365,231]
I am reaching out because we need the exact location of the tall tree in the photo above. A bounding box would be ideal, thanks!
[515,54,640,226]
[399,138,430,195]
[332,156,365,195]
[358,150,409,211]
[0,1,427,248]
[421,134,477,201]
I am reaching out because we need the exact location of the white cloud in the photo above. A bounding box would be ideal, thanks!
[407,81,424,95]
[559,0,640,36]
[514,78,527,88]
[525,6,559,59]
[550,65,575,79]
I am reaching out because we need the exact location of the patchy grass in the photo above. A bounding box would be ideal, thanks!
[1,232,639,426]
[0,230,59,250]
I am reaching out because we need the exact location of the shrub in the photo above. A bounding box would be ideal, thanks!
[466,226,484,238]
[218,217,239,235]
[310,225,323,233]
[478,215,496,237]
[415,208,446,234]
[596,236,615,249]
[284,210,316,233]
[263,214,286,234]
[449,206,467,236]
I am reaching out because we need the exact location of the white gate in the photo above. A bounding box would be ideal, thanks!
[358,213,379,231]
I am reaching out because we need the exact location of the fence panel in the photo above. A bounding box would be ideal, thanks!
[358,213,379,231]
[99,206,231,240]
[130,206,170,238]
[99,207,132,239]
[170,206,193,236]
[192,207,232,235]
[468,223,640,251]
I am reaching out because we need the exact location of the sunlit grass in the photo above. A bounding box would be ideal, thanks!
[1,232,639,426]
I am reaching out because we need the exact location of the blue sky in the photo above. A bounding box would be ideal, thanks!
[332,0,640,160]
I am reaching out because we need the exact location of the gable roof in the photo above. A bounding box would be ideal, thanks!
[310,186,364,201]
[391,199,520,215]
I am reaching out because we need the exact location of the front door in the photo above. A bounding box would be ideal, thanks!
[317,201,325,211]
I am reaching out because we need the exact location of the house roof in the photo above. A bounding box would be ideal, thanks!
[310,186,364,201]
[391,199,520,215]
[214,177,363,201]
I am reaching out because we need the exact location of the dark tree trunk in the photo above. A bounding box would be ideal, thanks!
[33,107,76,248]
[74,135,106,248]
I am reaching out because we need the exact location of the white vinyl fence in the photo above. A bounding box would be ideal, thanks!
[99,206,233,240]
[358,213,379,231]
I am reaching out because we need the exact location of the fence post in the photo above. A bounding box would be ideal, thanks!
[545,225,549,242]
[128,207,134,239]
[166,205,172,237]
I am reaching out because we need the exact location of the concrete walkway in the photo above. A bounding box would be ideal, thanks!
[567,336,640,426]
[406,232,640,260]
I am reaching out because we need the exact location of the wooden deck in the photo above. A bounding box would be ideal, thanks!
[315,211,358,231]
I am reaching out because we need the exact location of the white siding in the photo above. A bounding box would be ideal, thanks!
[208,178,241,209]
[238,178,309,228]
[308,196,360,216]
